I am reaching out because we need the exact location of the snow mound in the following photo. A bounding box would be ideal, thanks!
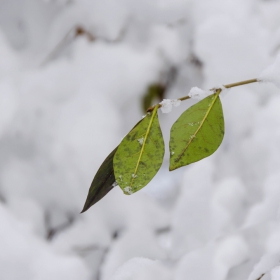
[109,258,171,280]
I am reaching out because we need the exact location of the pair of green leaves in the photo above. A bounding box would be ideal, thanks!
[82,91,224,213]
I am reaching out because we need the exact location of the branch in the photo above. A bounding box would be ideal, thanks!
[41,24,127,66]
[223,78,258,89]
[146,78,258,112]
[256,273,265,280]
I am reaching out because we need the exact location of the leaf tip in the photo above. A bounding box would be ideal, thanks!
[81,198,98,213]
[80,203,89,214]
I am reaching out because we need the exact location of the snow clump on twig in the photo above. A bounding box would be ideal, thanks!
[188,87,212,100]
[160,99,181,113]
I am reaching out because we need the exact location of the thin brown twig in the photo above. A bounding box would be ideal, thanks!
[41,24,127,66]
[146,78,259,112]
[256,273,265,280]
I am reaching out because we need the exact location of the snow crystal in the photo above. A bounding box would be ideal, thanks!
[188,121,201,127]
[173,99,181,107]
[124,187,133,195]
[188,87,212,100]
[259,54,280,88]
[160,99,181,113]
[137,137,144,145]
[211,84,230,97]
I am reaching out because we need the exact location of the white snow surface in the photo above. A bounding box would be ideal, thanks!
[110,258,172,280]
[248,254,280,280]
[1,0,280,279]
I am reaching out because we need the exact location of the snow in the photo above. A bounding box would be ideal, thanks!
[171,159,216,258]
[271,266,280,280]
[109,258,171,280]
[124,187,133,195]
[259,54,280,88]
[0,30,18,77]
[175,244,216,280]
[100,227,167,279]
[0,78,18,137]
[188,86,212,100]
[137,137,144,145]
[175,235,249,280]
[188,85,229,100]
[212,84,231,97]
[248,254,280,280]
[160,99,181,113]
[2,0,280,279]
[215,235,249,270]
[0,204,90,280]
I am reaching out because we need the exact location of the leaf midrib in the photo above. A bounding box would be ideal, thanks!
[130,105,159,187]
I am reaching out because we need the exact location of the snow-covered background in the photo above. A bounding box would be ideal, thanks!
[1,0,280,279]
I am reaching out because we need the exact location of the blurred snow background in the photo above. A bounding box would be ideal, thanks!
[1,0,280,279]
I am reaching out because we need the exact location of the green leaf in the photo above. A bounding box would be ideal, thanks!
[114,105,165,194]
[81,118,150,212]
[81,147,117,213]
[169,92,224,171]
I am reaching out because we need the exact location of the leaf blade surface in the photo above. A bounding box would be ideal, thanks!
[81,147,117,213]
[114,106,164,194]
[169,93,224,170]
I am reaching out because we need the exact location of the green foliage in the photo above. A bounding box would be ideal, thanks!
[81,118,148,212]
[113,105,165,195]
[169,92,224,170]
[81,79,260,211]
[81,87,232,211]
[82,93,226,212]
[81,147,117,213]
